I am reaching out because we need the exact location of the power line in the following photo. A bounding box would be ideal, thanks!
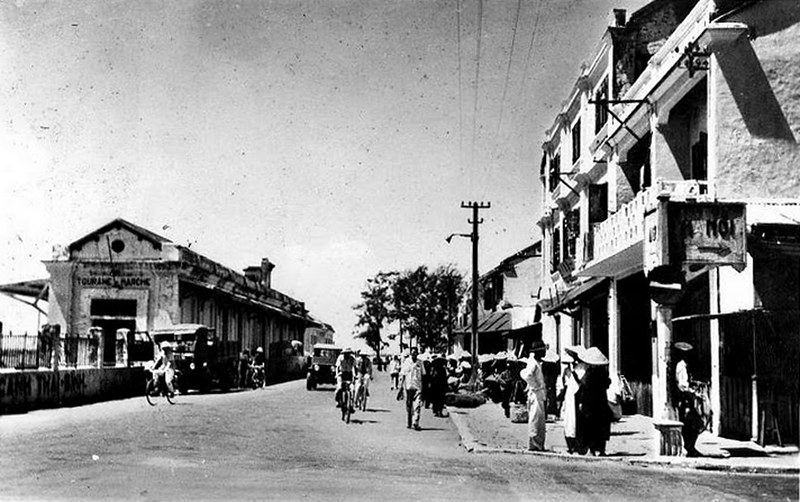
[470,0,484,175]
[513,0,545,167]
[518,0,545,103]
[493,0,524,146]
[456,0,464,178]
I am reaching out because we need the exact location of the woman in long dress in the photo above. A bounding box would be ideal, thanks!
[576,347,612,456]
[562,346,586,454]
[520,342,547,451]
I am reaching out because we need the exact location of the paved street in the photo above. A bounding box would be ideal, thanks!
[0,372,796,501]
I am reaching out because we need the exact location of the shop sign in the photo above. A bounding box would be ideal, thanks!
[643,202,668,274]
[668,202,746,270]
[77,274,152,289]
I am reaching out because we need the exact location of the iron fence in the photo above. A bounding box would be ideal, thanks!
[0,332,99,370]
[62,335,99,368]
[0,332,53,370]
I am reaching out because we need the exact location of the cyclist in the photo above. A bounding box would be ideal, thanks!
[152,341,176,396]
[334,347,356,410]
[354,349,373,406]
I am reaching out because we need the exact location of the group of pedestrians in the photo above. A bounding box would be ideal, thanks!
[393,347,452,430]
[506,342,613,455]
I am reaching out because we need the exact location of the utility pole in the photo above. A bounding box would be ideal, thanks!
[460,201,490,371]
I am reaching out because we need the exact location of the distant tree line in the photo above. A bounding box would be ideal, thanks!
[353,265,466,359]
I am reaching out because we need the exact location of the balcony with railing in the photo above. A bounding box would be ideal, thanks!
[577,179,715,277]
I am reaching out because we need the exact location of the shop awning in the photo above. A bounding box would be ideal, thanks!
[0,278,49,315]
[539,277,607,314]
[0,278,49,298]
[454,306,539,335]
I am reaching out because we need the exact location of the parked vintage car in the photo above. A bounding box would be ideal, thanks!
[150,324,239,392]
[306,343,342,390]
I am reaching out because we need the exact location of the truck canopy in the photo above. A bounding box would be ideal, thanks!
[151,324,214,343]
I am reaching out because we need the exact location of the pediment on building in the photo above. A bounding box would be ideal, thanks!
[68,218,173,261]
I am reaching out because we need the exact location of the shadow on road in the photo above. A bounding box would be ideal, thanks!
[349,419,380,424]
[365,408,391,413]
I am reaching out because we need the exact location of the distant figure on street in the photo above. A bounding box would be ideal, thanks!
[239,348,252,388]
[334,347,356,409]
[674,341,703,457]
[520,340,547,451]
[399,347,426,430]
[389,356,401,390]
[429,354,448,417]
[541,349,560,419]
[354,349,373,404]
[153,342,176,396]
[576,347,612,456]
[561,346,586,454]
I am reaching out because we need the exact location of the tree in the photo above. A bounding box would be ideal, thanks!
[353,271,397,359]
[392,265,465,352]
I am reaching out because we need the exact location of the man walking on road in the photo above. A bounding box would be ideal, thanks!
[520,341,547,451]
[399,347,426,430]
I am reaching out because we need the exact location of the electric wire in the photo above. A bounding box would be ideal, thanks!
[470,0,484,175]
[518,0,544,108]
[513,0,545,167]
[493,0,524,147]
[456,0,464,185]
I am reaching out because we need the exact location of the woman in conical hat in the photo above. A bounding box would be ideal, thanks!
[575,347,612,456]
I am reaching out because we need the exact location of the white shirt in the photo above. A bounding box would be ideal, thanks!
[400,357,425,391]
[676,360,690,392]
[520,358,545,394]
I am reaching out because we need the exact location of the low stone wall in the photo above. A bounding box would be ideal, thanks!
[0,366,145,415]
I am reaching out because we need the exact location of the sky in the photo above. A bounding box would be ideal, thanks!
[0,0,648,342]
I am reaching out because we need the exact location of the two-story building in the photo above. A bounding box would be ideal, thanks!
[454,242,543,357]
[538,0,799,447]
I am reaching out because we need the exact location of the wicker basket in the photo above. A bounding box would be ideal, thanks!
[510,402,528,423]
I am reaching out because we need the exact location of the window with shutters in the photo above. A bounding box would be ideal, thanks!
[552,228,561,272]
[549,153,561,192]
[588,184,609,224]
[564,209,580,260]
[595,79,608,134]
[571,120,581,164]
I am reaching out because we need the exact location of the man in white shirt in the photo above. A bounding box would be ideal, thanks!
[520,341,547,451]
[674,341,701,457]
[399,347,426,430]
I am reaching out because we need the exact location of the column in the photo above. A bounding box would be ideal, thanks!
[608,278,620,376]
[708,268,722,435]
[652,302,674,420]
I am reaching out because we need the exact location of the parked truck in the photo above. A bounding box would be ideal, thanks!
[150,324,239,393]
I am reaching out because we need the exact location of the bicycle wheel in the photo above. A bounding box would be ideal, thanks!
[342,387,351,423]
[166,387,176,405]
[145,380,158,406]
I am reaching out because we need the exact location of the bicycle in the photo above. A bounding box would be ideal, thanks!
[354,376,368,412]
[145,367,176,406]
[340,379,354,423]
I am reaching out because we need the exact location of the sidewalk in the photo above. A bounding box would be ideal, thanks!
[448,401,800,475]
